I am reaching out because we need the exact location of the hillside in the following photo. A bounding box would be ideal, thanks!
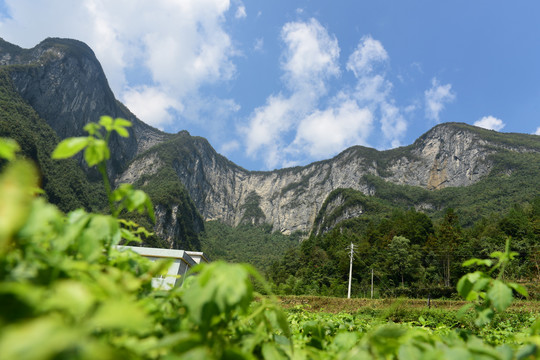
[0,37,203,250]
[1,36,540,258]
[122,120,540,236]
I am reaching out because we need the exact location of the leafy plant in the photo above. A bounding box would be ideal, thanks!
[1,123,539,359]
[52,116,153,221]
[457,238,529,326]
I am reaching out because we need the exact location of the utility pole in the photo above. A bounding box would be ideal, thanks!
[371,268,374,299]
[347,242,354,299]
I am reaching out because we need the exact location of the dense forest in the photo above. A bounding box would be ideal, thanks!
[267,199,540,299]
[0,69,107,213]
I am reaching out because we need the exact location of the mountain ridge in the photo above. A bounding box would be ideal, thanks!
[1,37,539,241]
[119,120,540,234]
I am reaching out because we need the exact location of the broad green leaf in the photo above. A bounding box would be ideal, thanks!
[42,280,95,319]
[262,343,284,360]
[78,215,121,260]
[99,115,114,131]
[125,189,147,211]
[111,183,132,201]
[507,251,519,260]
[145,197,155,223]
[113,126,130,137]
[508,282,529,297]
[0,161,38,252]
[516,344,538,359]
[487,280,513,312]
[475,308,494,326]
[120,228,142,244]
[183,262,254,327]
[83,122,101,135]
[52,137,89,159]
[0,316,83,360]
[133,226,153,236]
[468,339,512,360]
[457,276,474,299]
[457,303,474,320]
[457,272,485,299]
[472,277,491,292]
[273,307,292,338]
[17,197,63,244]
[113,118,132,137]
[90,300,152,334]
[442,348,472,360]
[118,219,139,228]
[113,118,132,128]
[463,258,493,267]
[84,139,109,166]
[0,138,20,160]
[398,344,423,360]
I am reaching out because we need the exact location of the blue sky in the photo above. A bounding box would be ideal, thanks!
[1,1,539,170]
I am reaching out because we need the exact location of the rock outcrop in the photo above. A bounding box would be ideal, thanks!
[3,37,540,239]
[0,37,197,249]
[118,122,540,235]
[0,37,168,178]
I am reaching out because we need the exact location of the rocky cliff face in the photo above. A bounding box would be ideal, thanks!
[0,37,167,178]
[119,122,540,235]
[3,37,539,239]
[0,37,199,249]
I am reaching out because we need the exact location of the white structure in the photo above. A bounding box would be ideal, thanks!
[185,251,210,264]
[117,246,209,289]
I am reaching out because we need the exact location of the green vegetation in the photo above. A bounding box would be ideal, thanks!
[1,131,539,359]
[313,188,392,234]
[0,68,107,213]
[200,221,301,275]
[133,166,203,251]
[359,149,540,226]
[449,122,540,151]
[241,191,266,224]
[270,202,540,298]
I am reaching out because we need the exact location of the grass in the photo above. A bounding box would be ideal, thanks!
[277,295,540,314]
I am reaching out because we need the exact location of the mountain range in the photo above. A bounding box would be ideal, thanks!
[1,37,539,251]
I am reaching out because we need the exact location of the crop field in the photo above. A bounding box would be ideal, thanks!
[279,296,540,348]
[278,295,540,313]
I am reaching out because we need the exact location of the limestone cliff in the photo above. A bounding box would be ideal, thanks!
[3,37,540,240]
[0,37,168,178]
[118,122,540,235]
[0,37,200,250]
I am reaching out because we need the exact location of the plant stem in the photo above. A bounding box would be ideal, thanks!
[98,162,114,215]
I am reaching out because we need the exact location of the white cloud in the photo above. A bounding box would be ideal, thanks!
[220,140,240,154]
[353,74,391,105]
[474,116,505,131]
[346,35,388,77]
[347,36,406,148]
[424,78,456,122]
[242,94,301,168]
[291,98,373,158]
[242,26,410,168]
[235,5,246,19]
[535,127,540,135]
[380,102,407,147]
[122,86,182,129]
[243,18,341,168]
[0,0,237,127]
[280,18,340,93]
[254,38,264,52]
